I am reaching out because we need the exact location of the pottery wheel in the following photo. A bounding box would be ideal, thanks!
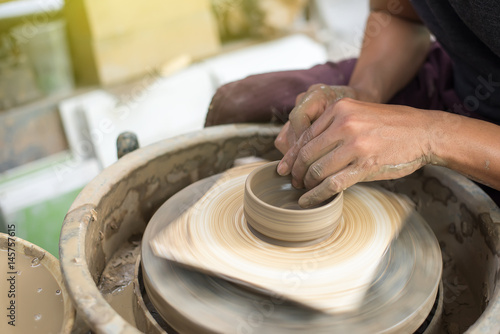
[141,163,442,333]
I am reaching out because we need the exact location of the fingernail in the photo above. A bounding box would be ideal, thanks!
[277,161,288,175]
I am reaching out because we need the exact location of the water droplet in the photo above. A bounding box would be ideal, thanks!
[31,257,40,267]
[34,314,42,321]
[37,288,42,293]
[55,290,61,295]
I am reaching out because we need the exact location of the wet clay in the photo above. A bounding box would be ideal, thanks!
[98,236,141,327]
[377,167,500,334]
[440,242,481,333]
[0,244,64,333]
[244,161,342,245]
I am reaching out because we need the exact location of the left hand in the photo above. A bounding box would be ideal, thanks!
[274,85,361,154]
[276,98,437,207]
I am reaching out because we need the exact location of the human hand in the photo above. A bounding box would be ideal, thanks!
[276,98,436,207]
[275,85,368,154]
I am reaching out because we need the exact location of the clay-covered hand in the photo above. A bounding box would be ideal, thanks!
[275,85,360,154]
[276,98,436,207]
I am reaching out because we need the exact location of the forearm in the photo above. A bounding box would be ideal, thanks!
[348,1,431,103]
[430,111,500,189]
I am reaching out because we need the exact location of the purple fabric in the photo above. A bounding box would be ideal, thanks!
[205,42,499,205]
[204,59,356,125]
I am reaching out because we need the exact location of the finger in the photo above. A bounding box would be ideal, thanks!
[275,122,293,154]
[298,165,363,208]
[289,85,355,138]
[302,141,355,189]
[289,88,328,138]
[291,135,351,189]
[286,124,298,151]
[277,103,337,176]
[277,114,332,177]
[295,92,306,106]
[275,122,289,154]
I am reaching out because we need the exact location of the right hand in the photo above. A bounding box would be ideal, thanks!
[275,85,360,154]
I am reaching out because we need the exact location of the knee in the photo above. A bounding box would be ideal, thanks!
[205,81,249,127]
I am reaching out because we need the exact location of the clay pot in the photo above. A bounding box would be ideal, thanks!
[244,161,343,245]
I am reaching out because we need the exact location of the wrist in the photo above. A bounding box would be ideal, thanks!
[348,82,384,104]
[356,87,384,104]
[424,110,455,167]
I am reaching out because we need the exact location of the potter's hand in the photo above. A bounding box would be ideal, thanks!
[277,98,435,207]
[275,85,360,154]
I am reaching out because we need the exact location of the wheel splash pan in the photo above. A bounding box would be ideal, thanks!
[59,124,500,333]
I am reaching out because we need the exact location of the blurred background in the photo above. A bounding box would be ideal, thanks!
[0,0,368,256]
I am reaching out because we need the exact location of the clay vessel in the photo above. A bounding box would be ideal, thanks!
[244,161,343,245]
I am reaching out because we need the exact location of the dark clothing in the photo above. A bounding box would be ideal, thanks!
[205,43,467,125]
[411,0,500,123]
